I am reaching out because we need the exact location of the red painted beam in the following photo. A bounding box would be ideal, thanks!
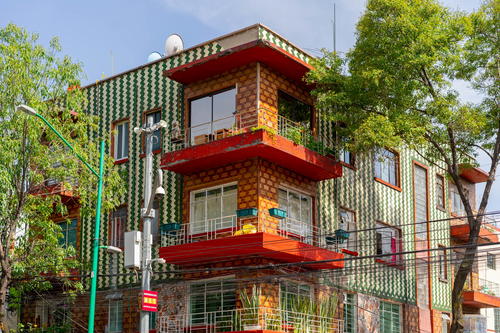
[463,291,500,308]
[158,232,344,270]
[450,224,498,243]
[160,130,342,181]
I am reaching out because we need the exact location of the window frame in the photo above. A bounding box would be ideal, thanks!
[58,217,78,249]
[112,118,130,163]
[374,148,401,191]
[436,174,446,211]
[438,245,448,282]
[279,279,313,312]
[487,253,496,270]
[188,277,236,324]
[278,186,314,238]
[379,301,401,333]
[343,293,357,333]
[189,182,238,235]
[109,205,127,249]
[375,221,403,267]
[277,90,314,131]
[339,208,357,253]
[142,108,163,155]
[108,299,123,333]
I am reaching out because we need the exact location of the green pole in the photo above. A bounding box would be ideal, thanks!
[87,140,105,333]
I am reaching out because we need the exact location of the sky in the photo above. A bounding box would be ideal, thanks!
[1,0,498,211]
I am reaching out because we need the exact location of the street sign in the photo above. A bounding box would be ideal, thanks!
[141,290,158,312]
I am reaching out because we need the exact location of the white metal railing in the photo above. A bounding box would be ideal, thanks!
[160,216,340,252]
[478,278,500,297]
[166,108,333,155]
[159,307,343,333]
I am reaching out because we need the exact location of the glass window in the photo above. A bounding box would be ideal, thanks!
[59,218,77,249]
[144,110,162,152]
[376,223,401,264]
[189,279,236,325]
[374,149,399,187]
[278,188,313,238]
[343,293,357,333]
[149,311,157,329]
[190,183,237,234]
[494,308,500,333]
[380,302,401,333]
[280,280,312,312]
[339,209,356,252]
[414,165,428,240]
[487,253,496,270]
[438,247,448,281]
[114,120,129,160]
[450,187,466,215]
[436,175,445,209]
[108,300,122,333]
[340,150,354,166]
[189,88,236,144]
[110,206,127,248]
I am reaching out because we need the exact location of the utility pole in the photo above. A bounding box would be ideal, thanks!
[134,118,167,333]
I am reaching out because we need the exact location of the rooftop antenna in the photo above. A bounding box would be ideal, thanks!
[110,50,115,75]
[333,2,337,53]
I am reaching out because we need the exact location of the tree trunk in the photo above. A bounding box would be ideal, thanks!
[0,268,11,333]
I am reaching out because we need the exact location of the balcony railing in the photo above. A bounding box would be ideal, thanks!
[160,216,339,250]
[166,108,334,156]
[158,307,344,333]
[477,278,500,297]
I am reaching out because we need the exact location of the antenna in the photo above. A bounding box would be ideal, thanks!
[333,2,336,53]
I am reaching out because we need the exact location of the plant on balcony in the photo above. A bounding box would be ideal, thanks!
[239,285,261,330]
[283,127,303,145]
[282,293,339,333]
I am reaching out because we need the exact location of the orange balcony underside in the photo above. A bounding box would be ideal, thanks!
[160,130,342,181]
[163,40,312,89]
[463,290,500,308]
[450,224,498,243]
[158,232,344,270]
[459,165,489,183]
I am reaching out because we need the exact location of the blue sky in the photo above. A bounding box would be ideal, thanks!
[1,0,498,211]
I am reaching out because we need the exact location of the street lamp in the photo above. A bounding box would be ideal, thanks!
[16,104,106,333]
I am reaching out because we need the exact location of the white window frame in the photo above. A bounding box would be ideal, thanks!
[339,208,356,252]
[189,182,238,235]
[108,299,123,333]
[113,120,129,160]
[380,301,401,333]
[278,187,313,238]
[375,222,401,263]
[279,280,313,312]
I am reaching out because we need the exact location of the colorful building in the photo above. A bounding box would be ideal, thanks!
[20,24,495,333]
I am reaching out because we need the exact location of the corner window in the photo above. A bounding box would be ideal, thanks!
[339,209,356,252]
[144,110,162,152]
[189,279,236,324]
[110,206,127,248]
[190,183,238,235]
[278,91,312,130]
[376,222,401,264]
[436,175,445,209]
[487,253,496,270]
[278,188,312,238]
[374,149,400,188]
[113,120,129,160]
[380,301,401,333]
[108,299,123,333]
[58,218,77,249]
[189,88,236,145]
[280,280,312,311]
[438,246,448,281]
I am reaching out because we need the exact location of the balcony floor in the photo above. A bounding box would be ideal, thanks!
[159,232,344,270]
[160,130,342,181]
[463,290,500,308]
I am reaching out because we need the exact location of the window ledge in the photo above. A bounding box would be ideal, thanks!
[114,158,129,165]
[439,278,448,283]
[374,177,402,192]
[375,258,405,270]
[436,206,447,213]
[340,161,357,171]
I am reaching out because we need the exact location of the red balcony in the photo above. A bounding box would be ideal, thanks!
[463,291,500,308]
[159,218,344,270]
[450,223,499,243]
[161,128,341,181]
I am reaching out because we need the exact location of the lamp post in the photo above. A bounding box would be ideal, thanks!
[16,104,105,333]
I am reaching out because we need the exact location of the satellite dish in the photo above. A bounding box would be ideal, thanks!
[147,52,162,62]
[165,34,184,56]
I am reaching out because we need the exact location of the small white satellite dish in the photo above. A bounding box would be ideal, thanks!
[165,34,184,56]
[147,52,162,62]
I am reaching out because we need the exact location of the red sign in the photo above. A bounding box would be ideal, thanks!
[141,290,158,312]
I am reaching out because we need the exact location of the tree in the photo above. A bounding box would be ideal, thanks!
[307,0,499,332]
[0,24,124,330]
